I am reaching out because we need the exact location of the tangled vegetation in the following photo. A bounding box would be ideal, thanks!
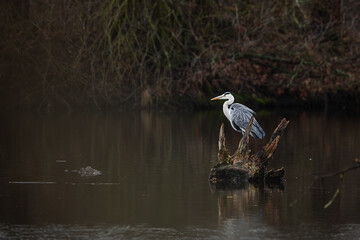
[0,0,359,110]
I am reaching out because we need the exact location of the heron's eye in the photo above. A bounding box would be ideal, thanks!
[224,92,230,95]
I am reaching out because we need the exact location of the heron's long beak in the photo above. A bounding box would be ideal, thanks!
[211,95,223,101]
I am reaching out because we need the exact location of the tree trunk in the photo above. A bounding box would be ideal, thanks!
[209,117,289,188]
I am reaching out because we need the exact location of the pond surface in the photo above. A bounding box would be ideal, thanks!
[0,109,359,239]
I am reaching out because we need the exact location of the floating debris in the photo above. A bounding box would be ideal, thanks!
[76,166,101,177]
[56,159,67,163]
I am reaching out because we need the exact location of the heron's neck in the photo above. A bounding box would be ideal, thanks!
[222,96,234,120]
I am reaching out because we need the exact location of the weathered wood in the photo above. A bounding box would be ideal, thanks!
[265,167,285,182]
[232,116,253,165]
[217,123,230,165]
[249,118,289,180]
[209,118,289,187]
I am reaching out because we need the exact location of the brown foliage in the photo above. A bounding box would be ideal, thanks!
[0,0,359,109]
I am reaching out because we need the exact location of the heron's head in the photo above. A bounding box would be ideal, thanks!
[210,92,233,101]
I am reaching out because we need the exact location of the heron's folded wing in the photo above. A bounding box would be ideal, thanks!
[230,103,265,139]
[229,104,253,130]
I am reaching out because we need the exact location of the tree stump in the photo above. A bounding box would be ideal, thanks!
[209,117,289,188]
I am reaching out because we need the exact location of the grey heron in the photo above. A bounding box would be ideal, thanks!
[211,92,265,139]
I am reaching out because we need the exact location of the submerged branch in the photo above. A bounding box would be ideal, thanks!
[290,158,359,208]
[315,158,360,179]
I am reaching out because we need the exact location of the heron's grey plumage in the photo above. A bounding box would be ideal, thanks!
[211,92,265,139]
[229,103,265,139]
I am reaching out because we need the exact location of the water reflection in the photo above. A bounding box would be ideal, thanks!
[0,110,359,239]
[213,185,283,224]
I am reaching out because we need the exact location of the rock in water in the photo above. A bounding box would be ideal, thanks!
[77,166,101,177]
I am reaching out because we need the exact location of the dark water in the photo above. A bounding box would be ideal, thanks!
[0,110,359,239]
